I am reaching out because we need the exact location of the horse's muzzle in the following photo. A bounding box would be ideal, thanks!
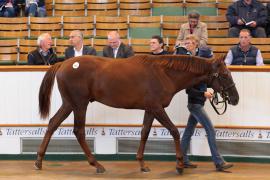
[227,95,239,106]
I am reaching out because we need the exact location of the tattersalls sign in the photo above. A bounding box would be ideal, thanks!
[0,127,268,140]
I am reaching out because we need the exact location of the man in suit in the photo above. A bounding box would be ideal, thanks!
[103,31,134,58]
[28,33,59,65]
[65,30,96,60]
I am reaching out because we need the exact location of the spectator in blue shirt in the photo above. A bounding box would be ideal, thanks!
[225,29,264,65]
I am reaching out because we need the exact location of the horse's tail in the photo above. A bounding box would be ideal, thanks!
[39,62,63,119]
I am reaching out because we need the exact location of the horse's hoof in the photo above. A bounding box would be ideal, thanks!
[176,167,184,175]
[34,161,42,170]
[96,167,106,174]
[141,167,151,173]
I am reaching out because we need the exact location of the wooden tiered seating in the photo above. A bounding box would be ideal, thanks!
[201,15,229,37]
[0,39,19,65]
[207,38,238,57]
[0,17,28,39]
[128,16,161,38]
[162,16,188,38]
[63,16,94,38]
[29,17,63,38]
[95,16,128,38]
[18,39,37,64]
[185,0,218,16]
[119,0,151,16]
[152,0,184,16]
[53,0,86,16]
[129,38,150,54]
[217,0,233,15]
[251,38,270,60]
[45,0,53,16]
[87,0,118,16]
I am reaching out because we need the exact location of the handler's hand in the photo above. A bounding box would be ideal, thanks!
[204,91,213,99]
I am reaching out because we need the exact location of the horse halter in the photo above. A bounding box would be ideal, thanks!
[208,72,236,115]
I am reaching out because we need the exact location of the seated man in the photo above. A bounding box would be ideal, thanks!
[150,35,169,55]
[225,29,264,65]
[28,33,59,65]
[25,0,46,17]
[65,30,96,60]
[175,10,208,48]
[226,0,267,37]
[0,0,17,17]
[103,31,134,58]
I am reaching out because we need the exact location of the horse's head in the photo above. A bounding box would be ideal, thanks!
[208,55,239,105]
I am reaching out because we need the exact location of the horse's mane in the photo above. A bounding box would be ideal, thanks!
[133,55,214,74]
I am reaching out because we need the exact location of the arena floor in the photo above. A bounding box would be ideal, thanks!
[0,160,269,180]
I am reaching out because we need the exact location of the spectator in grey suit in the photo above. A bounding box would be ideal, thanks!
[65,30,96,60]
[103,31,134,58]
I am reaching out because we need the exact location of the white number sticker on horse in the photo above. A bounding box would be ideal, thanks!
[72,62,80,69]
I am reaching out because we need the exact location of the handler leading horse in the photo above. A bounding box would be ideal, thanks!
[35,54,239,174]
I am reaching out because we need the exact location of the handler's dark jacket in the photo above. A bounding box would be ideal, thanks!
[230,44,258,65]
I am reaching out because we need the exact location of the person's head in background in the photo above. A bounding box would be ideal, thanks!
[37,33,52,52]
[69,30,84,51]
[150,35,166,55]
[184,34,200,55]
[239,29,252,51]
[107,31,121,49]
[188,11,200,29]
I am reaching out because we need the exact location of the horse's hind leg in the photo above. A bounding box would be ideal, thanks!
[152,107,184,175]
[35,103,72,170]
[73,105,106,174]
[137,111,154,172]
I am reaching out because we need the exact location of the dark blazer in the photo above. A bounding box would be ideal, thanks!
[103,42,134,58]
[226,0,267,28]
[64,45,97,60]
[28,48,59,65]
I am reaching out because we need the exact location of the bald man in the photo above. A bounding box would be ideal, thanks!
[103,31,134,58]
[65,30,96,60]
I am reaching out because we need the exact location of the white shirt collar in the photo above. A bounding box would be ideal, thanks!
[74,45,83,57]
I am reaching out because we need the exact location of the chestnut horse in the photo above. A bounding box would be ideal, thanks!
[35,55,239,174]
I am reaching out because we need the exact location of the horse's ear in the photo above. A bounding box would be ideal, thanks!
[211,54,224,69]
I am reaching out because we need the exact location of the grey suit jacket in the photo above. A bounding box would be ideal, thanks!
[103,43,134,58]
[65,46,97,60]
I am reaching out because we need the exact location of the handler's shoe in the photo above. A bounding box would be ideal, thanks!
[184,162,198,168]
[216,162,233,171]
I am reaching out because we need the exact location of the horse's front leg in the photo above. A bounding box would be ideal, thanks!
[35,104,72,170]
[136,111,154,172]
[153,107,184,175]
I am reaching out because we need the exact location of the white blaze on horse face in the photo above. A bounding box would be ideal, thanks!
[72,62,80,69]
